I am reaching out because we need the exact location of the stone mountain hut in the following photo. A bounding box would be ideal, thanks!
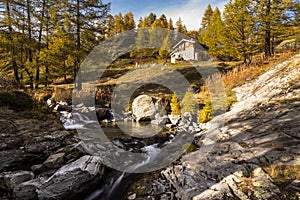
[170,39,209,63]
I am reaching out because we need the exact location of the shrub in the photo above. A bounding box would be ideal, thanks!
[199,98,212,123]
[181,90,196,114]
[226,90,237,111]
[170,93,181,115]
[31,99,56,120]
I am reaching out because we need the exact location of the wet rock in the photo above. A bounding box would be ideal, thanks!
[0,120,22,150]
[31,164,46,173]
[25,131,71,154]
[38,155,104,200]
[25,137,62,154]
[13,178,43,200]
[43,153,65,169]
[0,133,23,150]
[54,104,72,112]
[113,138,146,152]
[13,120,49,138]
[0,150,36,172]
[0,120,16,134]
[0,171,34,191]
[0,117,70,172]
[96,108,114,121]
[285,179,300,193]
[127,193,136,200]
[73,141,92,155]
[44,130,70,140]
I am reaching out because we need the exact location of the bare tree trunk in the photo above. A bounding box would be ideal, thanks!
[75,0,82,90]
[44,0,50,87]
[271,34,275,56]
[5,0,20,85]
[264,0,272,58]
[242,22,247,64]
[26,0,34,89]
[35,0,46,89]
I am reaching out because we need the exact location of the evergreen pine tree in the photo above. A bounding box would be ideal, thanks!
[199,4,213,43]
[223,0,255,63]
[124,12,135,30]
[176,18,186,34]
[204,7,225,58]
[250,0,294,57]
[200,4,213,30]
[158,34,171,61]
[167,18,174,30]
[181,90,195,114]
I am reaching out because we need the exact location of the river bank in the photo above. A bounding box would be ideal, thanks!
[124,54,300,199]
[0,54,299,200]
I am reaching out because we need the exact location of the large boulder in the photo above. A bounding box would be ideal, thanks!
[38,155,104,200]
[132,95,165,122]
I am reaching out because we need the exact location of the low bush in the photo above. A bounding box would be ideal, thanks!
[199,98,212,123]
[170,93,181,115]
[181,90,196,115]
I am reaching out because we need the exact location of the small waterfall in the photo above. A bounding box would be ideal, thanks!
[62,112,96,130]
[141,144,161,162]
[57,106,176,199]
[105,172,125,200]
[84,188,105,200]
[86,142,165,200]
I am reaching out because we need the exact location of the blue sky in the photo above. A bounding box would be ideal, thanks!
[103,0,227,30]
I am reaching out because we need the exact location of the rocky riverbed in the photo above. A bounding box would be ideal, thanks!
[125,54,300,199]
[0,54,299,200]
[0,94,200,200]
[0,107,104,199]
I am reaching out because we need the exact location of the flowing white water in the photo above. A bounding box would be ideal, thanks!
[59,109,168,199]
[105,172,125,199]
[84,188,105,200]
[62,112,96,130]
[85,142,164,200]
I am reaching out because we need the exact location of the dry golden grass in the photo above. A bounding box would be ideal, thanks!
[195,85,210,105]
[194,51,298,122]
[222,51,296,91]
[263,164,300,185]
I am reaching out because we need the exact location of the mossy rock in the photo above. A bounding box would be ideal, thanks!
[0,91,33,111]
